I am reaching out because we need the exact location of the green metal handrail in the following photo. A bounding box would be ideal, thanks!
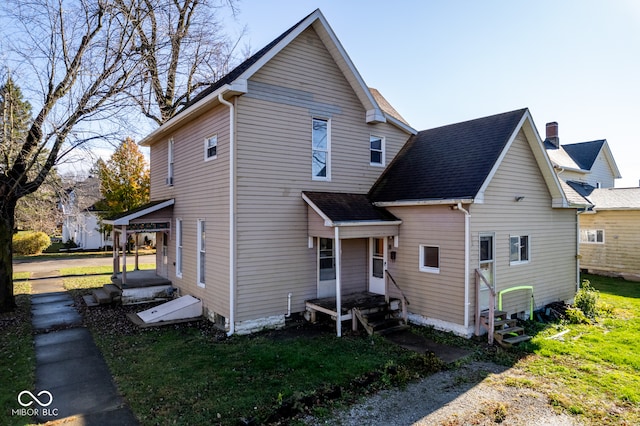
[497,285,534,318]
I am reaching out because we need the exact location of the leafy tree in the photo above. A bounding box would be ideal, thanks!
[0,0,139,312]
[97,137,150,217]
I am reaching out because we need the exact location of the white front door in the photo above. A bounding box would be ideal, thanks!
[479,234,495,310]
[317,237,336,298]
[369,237,386,294]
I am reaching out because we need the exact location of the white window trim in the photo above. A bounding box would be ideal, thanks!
[175,218,183,278]
[370,135,385,167]
[167,138,174,186]
[197,219,206,287]
[312,117,331,181]
[204,134,218,161]
[509,235,530,265]
[419,244,440,274]
[581,229,605,244]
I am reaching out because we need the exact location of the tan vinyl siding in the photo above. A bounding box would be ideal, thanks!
[470,130,577,318]
[147,104,231,318]
[234,26,410,321]
[340,239,368,294]
[386,205,466,325]
[580,210,640,276]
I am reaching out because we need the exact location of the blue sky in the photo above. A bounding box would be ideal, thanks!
[225,1,640,187]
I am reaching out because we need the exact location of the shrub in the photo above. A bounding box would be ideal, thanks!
[574,279,599,319]
[13,231,51,255]
[565,306,590,324]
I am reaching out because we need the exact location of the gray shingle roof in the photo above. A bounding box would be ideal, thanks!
[562,140,605,170]
[303,192,399,223]
[587,187,640,209]
[369,109,528,203]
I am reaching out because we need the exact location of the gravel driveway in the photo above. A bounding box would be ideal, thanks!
[306,361,581,425]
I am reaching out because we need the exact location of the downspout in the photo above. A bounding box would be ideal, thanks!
[576,210,586,292]
[455,203,471,330]
[219,93,236,336]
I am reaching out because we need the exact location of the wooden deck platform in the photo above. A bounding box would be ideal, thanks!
[306,291,388,315]
[112,269,172,289]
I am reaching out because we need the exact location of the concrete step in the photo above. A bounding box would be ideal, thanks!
[92,289,112,305]
[82,294,100,308]
[375,324,410,336]
[103,284,121,298]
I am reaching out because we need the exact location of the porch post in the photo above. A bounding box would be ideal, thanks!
[335,227,342,337]
[112,231,118,279]
[134,233,139,271]
[121,225,127,285]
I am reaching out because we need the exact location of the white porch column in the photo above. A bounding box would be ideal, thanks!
[134,233,139,271]
[112,231,119,279]
[334,226,342,337]
[121,225,127,285]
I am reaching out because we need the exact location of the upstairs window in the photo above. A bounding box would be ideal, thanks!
[370,135,385,166]
[204,135,217,160]
[167,138,174,186]
[312,118,330,180]
[581,229,604,244]
[509,235,530,264]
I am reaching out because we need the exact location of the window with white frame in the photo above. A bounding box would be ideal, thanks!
[419,245,440,273]
[197,220,206,287]
[176,219,183,278]
[204,135,217,160]
[319,238,336,280]
[312,118,330,180]
[167,138,174,186]
[581,229,604,244]
[370,135,385,166]
[509,235,530,264]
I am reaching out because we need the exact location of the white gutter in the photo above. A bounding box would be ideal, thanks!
[218,93,236,337]
[454,202,471,329]
[374,198,474,208]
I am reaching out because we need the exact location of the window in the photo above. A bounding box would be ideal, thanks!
[197,220,206,287]
[312,118,330,180]
[509,235,530,264]
[419,245,440,273]
[319,238,335,280]
[204,135,217,160]
[167,138,174,185]
[370,135,385,166]
[581,229,604,244]
[176,219,183,278]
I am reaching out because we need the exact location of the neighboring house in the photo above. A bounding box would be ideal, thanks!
[543,122,640,280]
[577,187,640,281]
[108,9,582,337]
[61,177,113,250]
[544,121,621,188]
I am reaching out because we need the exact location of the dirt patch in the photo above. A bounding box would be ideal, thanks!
[304,361,582,425]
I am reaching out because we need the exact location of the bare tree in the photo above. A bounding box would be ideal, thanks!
[116,0,244,124]
[0,0,138,311]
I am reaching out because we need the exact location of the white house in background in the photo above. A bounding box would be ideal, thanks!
[60,177,112,250]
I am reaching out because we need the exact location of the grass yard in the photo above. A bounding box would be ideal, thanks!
[62,264,155,291]
[501,274,640,424]
[83,273,639,425]
[0,280,33,426]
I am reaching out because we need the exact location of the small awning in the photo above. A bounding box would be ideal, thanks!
[302,192,400,226]
[103,199,174,226]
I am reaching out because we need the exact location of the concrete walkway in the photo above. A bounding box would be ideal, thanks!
[29,269,138,425]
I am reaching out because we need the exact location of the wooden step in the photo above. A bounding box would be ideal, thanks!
[494,326,525,338]
[502,334,532,346]
[493,318,518,329]
[481,310,508,319]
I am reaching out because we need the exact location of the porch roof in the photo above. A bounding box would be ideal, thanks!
[302,191,400,226]
[103,199,174,226]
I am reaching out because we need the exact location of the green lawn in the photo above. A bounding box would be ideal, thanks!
[507,274,640,424]
[62,264,155,291]
[0,282,33,426]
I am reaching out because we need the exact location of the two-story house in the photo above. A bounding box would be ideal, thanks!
[107,9,583,338]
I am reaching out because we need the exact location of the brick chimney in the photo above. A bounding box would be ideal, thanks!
[545,122,559,149]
